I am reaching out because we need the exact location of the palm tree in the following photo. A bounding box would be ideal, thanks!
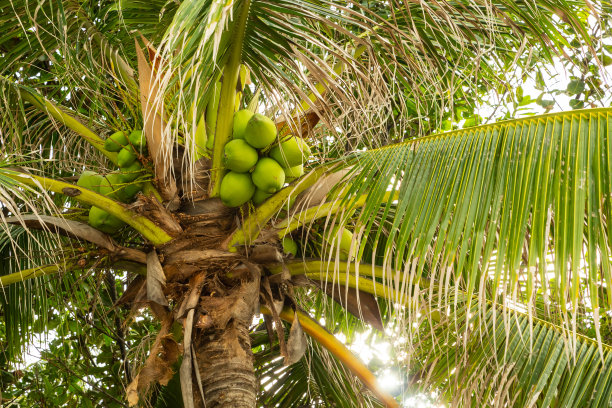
[1,0,611,407]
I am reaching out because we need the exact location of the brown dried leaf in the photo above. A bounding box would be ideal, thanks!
[146,250,169,307]
[126,373,140,406]
[180,309,196,408]
[261,277,288,358]
[126,316,176,403]
[6,215,116,251]
[115,276,145,307]
[174,272,206,320]
[141,35,165,73]
[135,39,177,202]
[275,110,321,139]
[285,311,307,365]
[320,282,383,331]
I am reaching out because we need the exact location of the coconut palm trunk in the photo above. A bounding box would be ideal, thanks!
[192,285,259,407]
[160,203,261,408]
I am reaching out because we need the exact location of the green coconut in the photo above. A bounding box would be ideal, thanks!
[269,137,311,168]
[77,171,103,193]
[222,139,259,172]
[88,206,125,234]
[325,227,354,261]
[119,161,143,183]
[104,131,129,152]
[99,173,130,202]
[252,188,273,205]
[232,109,254,140]
[283,164,304,182]
[251,158,285,193]
[129,130,146,151]
[117,147,137,168]
[244,113,277,149]
[123,181,144,200]
[281,237,298,257]
[219,171,256,207]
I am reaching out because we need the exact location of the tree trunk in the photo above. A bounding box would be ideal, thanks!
[191,275,259,407]
[160,199,261,407]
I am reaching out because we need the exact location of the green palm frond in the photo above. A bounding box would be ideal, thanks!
[299,108,612,396]
[336,108,610,314]
[0,0,145,164]
[416,298,612,407]
[0,226,61,360]
[252,327,383,408]
[156,0,596,170]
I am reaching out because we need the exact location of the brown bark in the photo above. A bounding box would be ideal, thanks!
[191,277,259,408]
[153,197,263,407]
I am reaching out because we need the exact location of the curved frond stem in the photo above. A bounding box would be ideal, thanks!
[268,259,429,286]
[0,263,67,287]
[225,165,331,250]
[261,305,399,408]
[271,260,612,353]
[275,190,398,237]
[209,0,252,197]
[64,0,138,94]
[3,170,173,245]
[0,256,149,287]
[1,77,117,163]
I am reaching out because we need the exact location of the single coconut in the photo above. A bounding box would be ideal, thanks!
[223,139,259,172]
[117,147,137,168]
[281,237,298,257]
[325,227,354,261]
[129,130,146,151]
[99,173,130,202]
[232,109,254,140]
[251,158,285,193]
[219,171,256,207]
[244,113,277,149]
[119,161,143,183]
[252,188,273,205]
[123,181,144,200]
[104,131,129,152]
[283,164,304,182]
[88,206,125,234]
[77,171,103,193]
[269,137,311,168]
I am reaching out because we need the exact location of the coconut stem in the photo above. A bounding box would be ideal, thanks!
[209,0,252,197]
[4,170,173,245]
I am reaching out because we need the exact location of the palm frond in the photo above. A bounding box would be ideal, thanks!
[334,108,610,325]
[253,325,384,408]
[415,297,612,407]
[0,226,61,360]
[156,0,597,178]
[271,259,612,407]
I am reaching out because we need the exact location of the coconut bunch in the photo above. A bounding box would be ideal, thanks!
[76,130,149,234]
[219,109,312,208]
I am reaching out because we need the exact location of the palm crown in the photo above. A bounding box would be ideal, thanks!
[1,1,611,407]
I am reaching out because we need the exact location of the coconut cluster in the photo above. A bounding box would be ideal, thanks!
[219,109,311,208]
[77,130,148,234]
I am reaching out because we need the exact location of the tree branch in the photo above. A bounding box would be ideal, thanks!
[261,306,399,408]
[225,165,331,250]
[209,0,253,197]
[3,169,173,245]
[0,77,117,163]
